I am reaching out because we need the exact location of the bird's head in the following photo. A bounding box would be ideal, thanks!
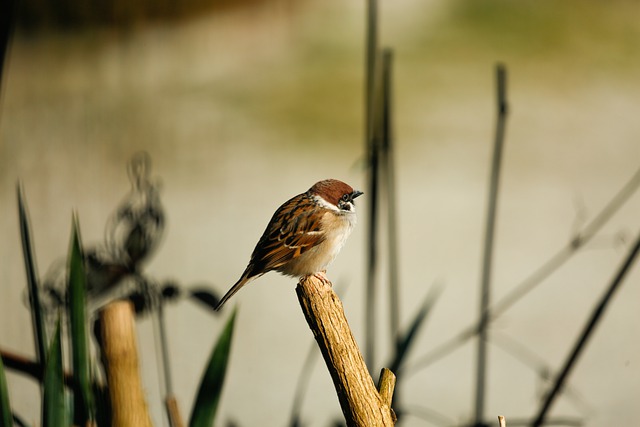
[309,179,363,213]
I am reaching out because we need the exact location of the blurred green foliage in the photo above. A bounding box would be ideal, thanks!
[5,187,236,426]
[42,319,67,427]
[419,0,640,65]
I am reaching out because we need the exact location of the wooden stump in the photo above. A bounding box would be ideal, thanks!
[99,301,153,427]
[296,275,395,426]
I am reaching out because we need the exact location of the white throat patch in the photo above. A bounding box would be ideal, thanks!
[312,194,341,212]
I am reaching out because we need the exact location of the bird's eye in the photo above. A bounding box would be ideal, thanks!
[341,194,350,202]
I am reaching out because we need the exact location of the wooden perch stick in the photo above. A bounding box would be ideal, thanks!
[99,301,153,427]
[296,275,396,426]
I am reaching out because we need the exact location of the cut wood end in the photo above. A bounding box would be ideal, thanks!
[377,368,396,407]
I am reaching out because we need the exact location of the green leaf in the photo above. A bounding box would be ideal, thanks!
[0,353,12,427]
[17,183,48,366]
[189,308,237,427]
[67,215,95,423]
[43,318,66,427]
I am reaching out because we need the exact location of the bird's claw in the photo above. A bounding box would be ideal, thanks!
[311,271,332,286]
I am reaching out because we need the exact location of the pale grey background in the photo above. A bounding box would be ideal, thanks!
[1,1,639,426]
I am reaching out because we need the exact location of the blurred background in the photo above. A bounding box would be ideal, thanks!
[1,0,639,426]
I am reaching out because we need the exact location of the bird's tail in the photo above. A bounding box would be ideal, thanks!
[214,274,255,311]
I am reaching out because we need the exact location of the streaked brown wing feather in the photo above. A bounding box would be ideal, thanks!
[248,193,326,274]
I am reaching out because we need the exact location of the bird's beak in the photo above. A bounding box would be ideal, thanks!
[351,190,364,200]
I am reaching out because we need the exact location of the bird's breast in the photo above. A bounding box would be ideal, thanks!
[278,211,356,277]
[320,210,356,258]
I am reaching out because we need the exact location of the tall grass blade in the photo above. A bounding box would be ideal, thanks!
[380,48,400,342]
[17,183,48,366]
[409,166,640,375]
[42,318,66,427]
[532,230,640,427]
[189,308,237,427]
[364,0,380,372]
[365,128,380,371]
[0,352,12,427]
[475,63,508,425]
[389,284,443,376]
[491,164,640,319]
[67,215,95,424]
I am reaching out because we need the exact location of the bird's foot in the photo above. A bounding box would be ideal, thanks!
[312,270,332,286]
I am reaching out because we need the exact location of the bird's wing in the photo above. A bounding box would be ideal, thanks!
[249,194,327,274]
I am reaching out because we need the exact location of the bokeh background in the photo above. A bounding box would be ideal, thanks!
[1,0,639,425]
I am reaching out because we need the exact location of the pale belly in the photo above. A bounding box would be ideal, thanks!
[278,211,356,277]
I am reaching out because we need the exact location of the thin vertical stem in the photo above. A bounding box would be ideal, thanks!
[474,63,508,426]
[409,165,640,374]
[364,0,379,371]
[156,301,174,396]
[532,230,640,427]
[366,117,380,372]
[365,0,378,134]
[380,49,400,341]
[152,293,184,427]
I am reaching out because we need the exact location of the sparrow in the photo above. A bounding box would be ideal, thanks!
[215,179,363,310]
